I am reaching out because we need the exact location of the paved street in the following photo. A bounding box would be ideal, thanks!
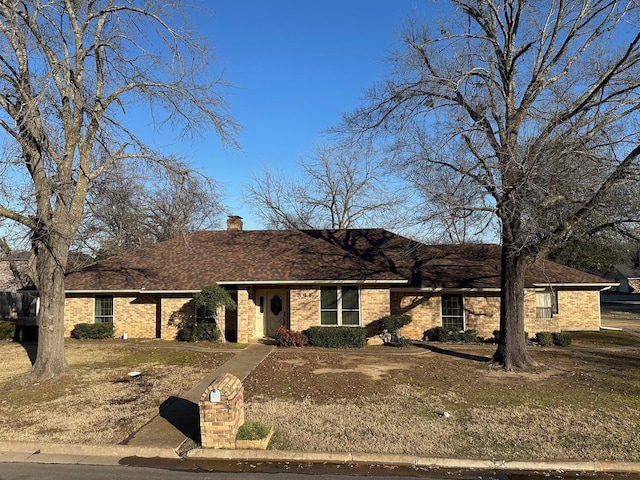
[601,293,640,334]
[3,462,638,480]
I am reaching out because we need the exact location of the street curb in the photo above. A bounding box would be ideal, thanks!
[186,448,640,474]
[2,441,640,474]
[0,440,180,461]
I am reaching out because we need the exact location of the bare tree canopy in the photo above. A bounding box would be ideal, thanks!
[78,161,225,260]
[0,0,237,382]
[342,0,640,369]
[247,143,406,230]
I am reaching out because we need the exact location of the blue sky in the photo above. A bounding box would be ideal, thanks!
[171,1,435,230]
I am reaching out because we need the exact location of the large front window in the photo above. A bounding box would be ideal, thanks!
[441,294,464,330]
[320,286,360,326]
[94,296,114,324]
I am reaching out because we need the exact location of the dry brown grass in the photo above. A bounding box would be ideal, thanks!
[1,328,639,462]
[0,340,233,444]
[242,332,640,461]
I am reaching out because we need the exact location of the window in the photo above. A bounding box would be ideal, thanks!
[536,289,558,319]
[196,303,216,325]
[441,294,464,330]
[94,296,113,324]
[320,286,360,326]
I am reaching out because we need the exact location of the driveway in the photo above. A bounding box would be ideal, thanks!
[601,292,640,335]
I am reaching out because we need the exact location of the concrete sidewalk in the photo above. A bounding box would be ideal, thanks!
[124,343,274,450]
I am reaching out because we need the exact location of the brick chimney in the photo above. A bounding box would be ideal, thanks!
[227,215,243,231]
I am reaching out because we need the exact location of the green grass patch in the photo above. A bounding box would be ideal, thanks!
[570,330,640,347]
[236,421,271,440]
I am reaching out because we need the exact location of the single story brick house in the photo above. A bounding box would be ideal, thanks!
[63,217,615,342]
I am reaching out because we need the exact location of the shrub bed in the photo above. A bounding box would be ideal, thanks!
[552,331,572,347]
[70,322,114,340]
[274,326,308,347]
[0,321,15,341]
[236,422,271,440]
[176,323,221,342]
[535,331,554,346]
[424,326,481,343]
[379,314,413,346]
[306,326,367,348]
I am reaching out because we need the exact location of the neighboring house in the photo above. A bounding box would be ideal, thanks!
[602,264,640,293]
[0,253,37,322]
[63,217,615,342]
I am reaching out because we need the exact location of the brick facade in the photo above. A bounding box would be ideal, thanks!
[391,289,601,340]
[64,286,603,342]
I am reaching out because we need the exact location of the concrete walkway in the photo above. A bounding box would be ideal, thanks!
[124,343,274,450]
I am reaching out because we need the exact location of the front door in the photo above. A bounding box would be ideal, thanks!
[264,289,289,336]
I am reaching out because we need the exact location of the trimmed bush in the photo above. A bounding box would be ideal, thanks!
[176,323,221,342]
[379,314,412,333]
[274,326,308,347]
[460,329,481,343]
[0,321,15,341]
[552,331,572,347]
[424,326,481,343]
[70,322,114,340]
[535,331,554,346]
[306,326,367,348]
[378,314,413,347]
[236,422,271,440]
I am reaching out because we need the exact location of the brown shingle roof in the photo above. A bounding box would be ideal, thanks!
[64,228,611,292]
[64,229,405,291]
[309,229,610,289]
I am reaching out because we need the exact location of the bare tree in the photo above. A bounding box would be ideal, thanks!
[78,161,225,259]
[0,0,237,382]
[342,0,640,369]
[247,143,406,230]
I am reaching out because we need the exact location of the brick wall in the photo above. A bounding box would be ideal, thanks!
[290,287,319,332]
[360,286,390,325]
[64,295,93,336]
[236,288,253,343]
[523,289,601,333]
[65,294,183,340]
[390,291,440,339]
[465,293,501,338]
[199,373,244,449]
[390,289,601,340]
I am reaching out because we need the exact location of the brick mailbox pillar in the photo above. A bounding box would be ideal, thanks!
[199,373,245,449]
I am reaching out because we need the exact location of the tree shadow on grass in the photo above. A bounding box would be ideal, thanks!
[415,342,492,363]
[13,324,38,365]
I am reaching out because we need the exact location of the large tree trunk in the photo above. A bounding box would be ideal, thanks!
[20,235,73,383]
[492,242,538,370]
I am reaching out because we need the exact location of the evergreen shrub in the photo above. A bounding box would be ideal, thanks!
[552,331,572,347]
[0,321,15,341]
[306,326,367,348]
[535,331,554,346]
[379,314,413,346]
[70,322,114,339]
[176,323,221,342]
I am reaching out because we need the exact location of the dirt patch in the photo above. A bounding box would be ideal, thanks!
[312,355,410,380]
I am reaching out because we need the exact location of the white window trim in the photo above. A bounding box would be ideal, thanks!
[320,286,361,326]
[94,295,114,324]
[440,293,465,331]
